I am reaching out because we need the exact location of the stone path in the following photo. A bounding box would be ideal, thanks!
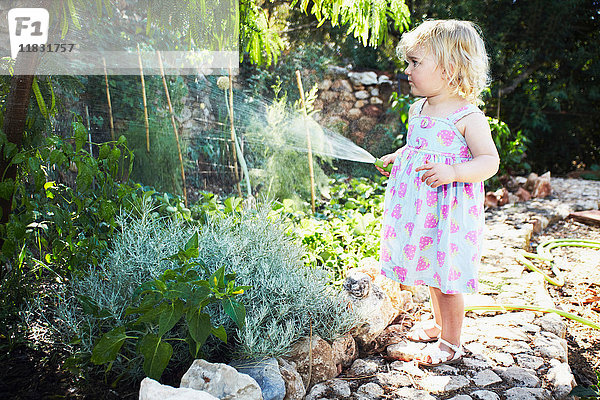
[307,177,600,400]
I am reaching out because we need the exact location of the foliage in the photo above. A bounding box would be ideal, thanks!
[0,125,133,271]
[241,0,410,66]
[388,92,412,148]
[84,75,189,195]
[244,84,331,205]
[193,202,358,359]
[410,0,600,173]
[570,370,600,399]
[488,117,531,177]
[91,232,248,381]
[288,176,386,285]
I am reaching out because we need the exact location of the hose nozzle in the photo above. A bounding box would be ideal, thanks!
[374,158,393,173]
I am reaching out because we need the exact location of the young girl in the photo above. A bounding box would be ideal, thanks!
[376,20,499,367]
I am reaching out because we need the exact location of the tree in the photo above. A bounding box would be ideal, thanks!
[409,0,600,173]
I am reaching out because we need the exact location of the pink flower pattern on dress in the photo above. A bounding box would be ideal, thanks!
[380,98,484,294]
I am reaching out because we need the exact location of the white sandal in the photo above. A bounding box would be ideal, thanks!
[407,320,442,343]
[417,338,464,367]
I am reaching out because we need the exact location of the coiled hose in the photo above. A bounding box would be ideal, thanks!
[465,238,600,330]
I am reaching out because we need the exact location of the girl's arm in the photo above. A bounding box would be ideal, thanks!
[452,113,500,183]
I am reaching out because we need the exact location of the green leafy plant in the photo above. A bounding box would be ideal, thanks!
[287,176,386,284]
[91,232,248,380]
[488,116,531,177]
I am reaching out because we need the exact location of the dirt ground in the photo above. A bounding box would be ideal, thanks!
[534,218,600,389]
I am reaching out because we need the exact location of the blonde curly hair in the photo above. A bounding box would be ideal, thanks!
[397,19,490,104]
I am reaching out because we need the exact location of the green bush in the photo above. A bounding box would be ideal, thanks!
[34,197,355,381]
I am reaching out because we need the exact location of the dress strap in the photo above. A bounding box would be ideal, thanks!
[447,104,484,124]
[415,98,427,115]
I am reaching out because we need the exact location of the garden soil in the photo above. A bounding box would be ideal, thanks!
[1,220,599,399]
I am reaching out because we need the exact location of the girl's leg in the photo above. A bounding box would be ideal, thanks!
[432,287,464,353]
[408,286,442,341]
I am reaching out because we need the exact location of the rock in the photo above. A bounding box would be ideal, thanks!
[504,387,552,400]
[515,354,545,371]
[357,382,384,398]
[369,96,383,105]
[471,390,500,400]
[180,359,263,400]
[355,258,414,313]
[390,387,436,400]
[305,379,351,400]
[343,270,397,347]
[375,370,412,387]
[448,396,472,400]
[331,333,358,368]
[318,79,332,91]
[378,75,392,84]
[531,216,550,234]
[139,378,219,400]
[371,324,406,351]
[489,352,513,367]
[495,366,541,388]
[485,192,499,208]
[361,104,384,118]
[386,341,426,362]
[515,187,532,202]
[356,116,377,132]
[503,341,532,354]
[533,172,552,198]
[277,358,306,400]
[533,331,568,362]
[370,88,379,96]
[354,100,369,108]
[232,358,285,400]
[348,358,379,376]
[546,359,576,399]
[390,360,426,376]
[472,369,502,387]
[339,91,357,102]
[348,71,378,86]
[419,375,471,392]
[525,173,538,191]
[347,108,362,121]
[285,335,338,389]
[534,313,566,339]
[355,90,370,100]
[319,91,339,102]
[330,79,353,92]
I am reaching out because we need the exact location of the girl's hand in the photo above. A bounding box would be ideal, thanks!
[416,161,457,188]
[376,152,398,177]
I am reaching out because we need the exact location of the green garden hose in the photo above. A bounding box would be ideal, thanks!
[465,238,600,330]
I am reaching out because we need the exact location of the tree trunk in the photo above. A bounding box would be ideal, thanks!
[0,52,41,250]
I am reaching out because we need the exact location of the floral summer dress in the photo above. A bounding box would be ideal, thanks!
[380,98,485,294]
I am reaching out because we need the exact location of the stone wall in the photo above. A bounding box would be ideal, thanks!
[313,68,409,148]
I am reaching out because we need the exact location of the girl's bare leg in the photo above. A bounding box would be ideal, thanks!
[430,287,464,355]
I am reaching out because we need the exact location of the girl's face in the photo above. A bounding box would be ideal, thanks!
[404,46,448,98]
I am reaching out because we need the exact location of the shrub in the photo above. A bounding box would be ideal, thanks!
[34,197,356,381]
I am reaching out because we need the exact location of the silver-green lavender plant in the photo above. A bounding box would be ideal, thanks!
[32,196,357,379]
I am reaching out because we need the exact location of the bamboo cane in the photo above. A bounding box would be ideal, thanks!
[137,44,150,153]
[227,71,242,197]
[157,51,188,207]
[227,68,250,198]
[295,70,316,214]
[102,57,115,141]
